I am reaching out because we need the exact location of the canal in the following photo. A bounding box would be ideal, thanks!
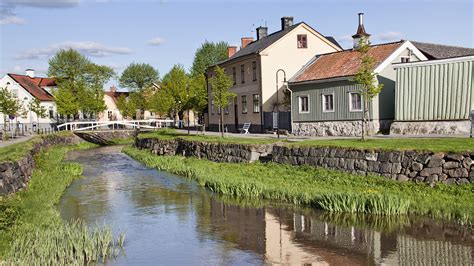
[58,146,473,265]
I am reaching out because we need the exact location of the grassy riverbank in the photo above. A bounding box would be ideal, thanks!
[124,147,474,224]
[138,129,474,153]
[0,143,125,264]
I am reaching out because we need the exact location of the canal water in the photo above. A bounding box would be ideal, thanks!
[59,146,473,265]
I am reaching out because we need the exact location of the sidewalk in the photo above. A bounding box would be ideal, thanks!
[0,135,35,148]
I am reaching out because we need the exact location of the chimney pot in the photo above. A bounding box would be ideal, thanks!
[241,37,253,49]
[281,16,294,30]
[25,69,34,78]
[256,26,268,40]
[227,46,237,58]
[352,13,370,49]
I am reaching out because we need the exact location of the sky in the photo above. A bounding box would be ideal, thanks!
[0,0,473,90]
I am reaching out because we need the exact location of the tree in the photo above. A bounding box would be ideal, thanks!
[190,41,228,77]
[188,74,208,114]
[48,48,115,120]
[0,87,25,139]
[354,40,384,140]
[209,66,235,137]
[160,64,191,121]
[116,94,137,119]
[28,98,47,132]
[119,63,159,119]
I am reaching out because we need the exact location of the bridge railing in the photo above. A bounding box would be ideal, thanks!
[57,119,175,131]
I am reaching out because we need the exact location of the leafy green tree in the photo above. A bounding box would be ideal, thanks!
[48,49,114,120]
[160,64,191,120]
[28,98,47,131]
[0,87,25,139]
[116,94,137,119]
[209,66,235,137]
[190,41,228,77]
[119,63,159,119]
[354,40,384,140]
[188,74,208,114]
[148,89,174,117]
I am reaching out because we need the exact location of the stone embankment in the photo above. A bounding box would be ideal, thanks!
[0,135,83,195]
[136,137,473,185]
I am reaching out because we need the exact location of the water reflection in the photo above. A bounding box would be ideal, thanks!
[59,146,473,265]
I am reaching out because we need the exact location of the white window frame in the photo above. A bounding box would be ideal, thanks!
[322,93,335,113]
[349,92,362,112]
[298,95,310,114]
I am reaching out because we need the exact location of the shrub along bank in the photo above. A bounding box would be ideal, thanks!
[124,147,474,225]
[0,143,125,264]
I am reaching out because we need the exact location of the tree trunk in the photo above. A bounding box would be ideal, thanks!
[220,107,224,138]
[362,99,368,141]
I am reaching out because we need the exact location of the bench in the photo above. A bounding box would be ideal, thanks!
[239,122,251,134]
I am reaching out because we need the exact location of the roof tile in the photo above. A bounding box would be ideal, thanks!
[8,74,55,101]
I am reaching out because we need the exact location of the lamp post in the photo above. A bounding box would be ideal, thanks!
[275,69,286,139]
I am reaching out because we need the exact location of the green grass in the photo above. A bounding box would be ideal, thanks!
[138,129,474,153]
[124,146,474,224]
[293,138,474,153]
[138,129,283,145]
[0,143,125,264]
[0,137,41,162]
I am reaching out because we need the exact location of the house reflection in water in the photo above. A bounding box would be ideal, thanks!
[205,199,473,265]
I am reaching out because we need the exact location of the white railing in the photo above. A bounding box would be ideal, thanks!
[57,119,175,131]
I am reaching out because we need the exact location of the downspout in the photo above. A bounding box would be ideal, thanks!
[285,84,293,134]
[258,54,264,133]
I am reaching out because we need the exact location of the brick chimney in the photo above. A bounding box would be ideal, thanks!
[241,37,253,49]
[281,16,294,30]
[227,46,237,58]
[256,26,268,40]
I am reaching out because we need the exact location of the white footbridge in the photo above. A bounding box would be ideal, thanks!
[57,119,175,131]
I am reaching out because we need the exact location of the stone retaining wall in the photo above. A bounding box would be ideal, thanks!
[135,138,273,163]
[0,135,83,195]
[390,121,470,135]
[272,146,473,185]
[136,137,472,185]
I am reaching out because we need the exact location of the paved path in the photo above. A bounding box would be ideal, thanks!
[0,135,35,148]
[173,129,470,140]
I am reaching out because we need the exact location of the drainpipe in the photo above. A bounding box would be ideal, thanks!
[285,85,294,134]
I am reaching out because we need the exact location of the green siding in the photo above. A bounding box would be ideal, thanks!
[395,59,474,121]
[291,80,371,122]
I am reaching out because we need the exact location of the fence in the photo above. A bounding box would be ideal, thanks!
[263,111,291,131]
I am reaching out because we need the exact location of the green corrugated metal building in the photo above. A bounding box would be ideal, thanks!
[390,56,474,135]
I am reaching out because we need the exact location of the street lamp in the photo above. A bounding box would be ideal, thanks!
[275,69,287,139]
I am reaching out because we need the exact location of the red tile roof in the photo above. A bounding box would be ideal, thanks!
[105,91,129,105]
[8,74,55,101]
[292,41,404,83]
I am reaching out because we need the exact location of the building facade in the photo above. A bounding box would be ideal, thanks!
[207,16,342,133]
[391,56,474,135]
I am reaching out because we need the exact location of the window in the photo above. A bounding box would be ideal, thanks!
[349,92,362,112]
[253,94,260,113]
[108,111,113,119]
[240,64,245,83]
[297,34,307,48]
[252,61,257,81]
[322,94,334,112]
[241,95,248,114]
[224,105,229,115]
[211,99,215,115]
[298,96,309,113]
[49,106,54,119]
[232,67,236,85]
[401,56,410,63]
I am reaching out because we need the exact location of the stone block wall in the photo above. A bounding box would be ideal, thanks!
[272,146,473,185]
[0,135,83,195]
[390,121,470,135]
[135,138,273,163]
[292,121,380,137]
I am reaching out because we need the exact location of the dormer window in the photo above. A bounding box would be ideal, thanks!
[401,56,410,63]
[297,34,307,48]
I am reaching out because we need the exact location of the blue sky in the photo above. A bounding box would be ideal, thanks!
[0,0,473,90]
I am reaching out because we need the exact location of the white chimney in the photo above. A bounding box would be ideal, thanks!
[25,69,35,78]
[352,13,371,49]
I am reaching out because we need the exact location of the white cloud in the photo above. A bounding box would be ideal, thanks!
[16,41,132,60]
[377,31,403,41]
[148,37,165,46]
[336,35,353,43]
[2,0,79,8]
[0,14,25,24]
